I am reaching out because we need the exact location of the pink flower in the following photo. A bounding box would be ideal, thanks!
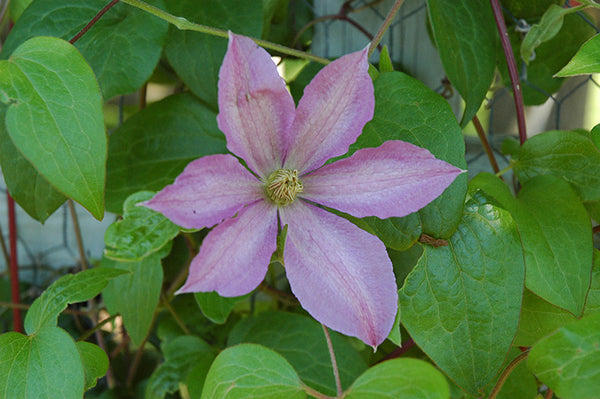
[144,33,463,347]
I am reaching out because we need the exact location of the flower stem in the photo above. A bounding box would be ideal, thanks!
[301,383,336,399]
[490,0,527,145]
[487,350,529,399]
[322,324,342,397]
[70,0,121,44]
[67,200,88,270]
[368,0,406,58]
[120,0,330,64]
[472,115,502,176]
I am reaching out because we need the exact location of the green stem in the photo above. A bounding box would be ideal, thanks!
[495,164,513,178]
[77,313,118,341]
[487,350,529,399]
[162,294,191,335]
[120,0,330,64]
[368,0,406,57]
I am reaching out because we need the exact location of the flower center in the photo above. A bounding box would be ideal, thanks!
[265,169,303,206]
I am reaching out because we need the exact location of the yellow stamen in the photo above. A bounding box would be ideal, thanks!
[265,169,303,206]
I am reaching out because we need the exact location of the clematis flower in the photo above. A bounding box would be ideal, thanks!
[144,32,463,347]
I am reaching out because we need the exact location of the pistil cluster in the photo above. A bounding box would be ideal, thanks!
[266,169,303,206]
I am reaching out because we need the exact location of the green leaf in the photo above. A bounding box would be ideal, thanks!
[472,172,593,315]
[77,341,108,391]
[514,250,600,346]
[378,45,394,73]
[104,191,180,261]
[201,344,305,399]
[528,313,600,399]
[517,176,592,315]
[0,36,106,219]
[345,358,449,399]
[0,104,66,222]
[556,34,600,76]
[146,335,214,399]
[514,290,580,347]
[228,311,367,396]
[2,0,168,99]
[24,267,128,335]
[0,327,84,399]
[514,130,600,202]
[102,255,163,346]
[399,189,525,395]
[387,305,402,347]
[105,92,227,213]
[194,292,249,324]
[520,5,580,64]
[344,212,422,252]
[426,0,496,126]
[353,71,467,240]
[9,0,34,22]
[164,0,263,107]
[503,13,595,105]
[186,355,218,399]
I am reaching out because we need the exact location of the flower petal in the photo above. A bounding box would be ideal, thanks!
[301,140,465,218]
[283,47,374,174]
[177,200,278,296]
[217,32,296,177]
[279,200,398,347]
[142,154,263,229]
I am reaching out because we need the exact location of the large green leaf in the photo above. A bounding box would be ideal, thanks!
[0,104,65,222]
[164,0,263,107]
[528,313,600,399]
[514,130,600,202]
[228,311,367,396]
[105,92,227,213]
[2,0,168,99]
[202,344,305,399]
[146,335,214,399]
[556,34,600,76]
[426,0,496,126]
[353,71,467,241]
[344,358,449,399]
[516,175,592,315]
[104,191,180,261]
[0,327,84,399]
[471,172,593,315]
[102,255,163,346]
[0,37,106,219]
[76,341,108,391]
[399,189,524,395]
[24,267,127,335]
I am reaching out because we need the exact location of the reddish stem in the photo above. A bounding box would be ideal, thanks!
[472,115,502,176]
[490,0,527,145]
[70,0,121,44]
[7,194,22,333]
